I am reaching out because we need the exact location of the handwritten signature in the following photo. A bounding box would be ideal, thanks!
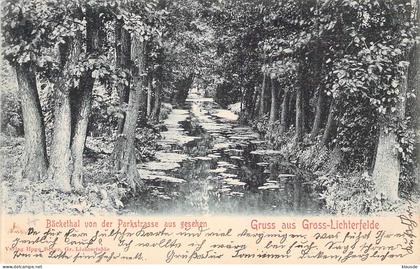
[398,199,417,255]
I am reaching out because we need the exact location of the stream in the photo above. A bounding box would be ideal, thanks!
[125,91,322,215]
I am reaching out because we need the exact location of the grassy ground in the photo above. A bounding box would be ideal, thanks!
[0,134,129,215]
[0,102,175,215]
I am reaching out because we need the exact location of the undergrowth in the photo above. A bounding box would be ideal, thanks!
[249,119,415,215]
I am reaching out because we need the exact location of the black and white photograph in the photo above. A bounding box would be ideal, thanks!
[2,0,420,266]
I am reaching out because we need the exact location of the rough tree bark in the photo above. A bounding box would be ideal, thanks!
[322,98,335,145]
[69,73,93,191]
[48,7,102,192]
[295,87,303,143]
[372,67,408,201]
[69,7,101,190]
[15,63,48,181]
[47,35,81,192]
[115,19,131,134]
[310,88,324,140]
[111,34,147,191]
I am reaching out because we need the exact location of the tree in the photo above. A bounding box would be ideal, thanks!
[372,64,408,200]
[268,78,278,126]
[259,72,267,117]
[310,87,324,140]
[15,63,49,181]
[47,30,82,192]
[70,5,106,190]
[279,89,290,135]
[2,0,53,182]
[150,49,164,122]
[111,33,146,191]
[295,75,304,143]
[47,4,106,192]
[110,0,162,191]
[115,18,132,134]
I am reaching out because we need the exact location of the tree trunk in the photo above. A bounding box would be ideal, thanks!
[69,7,101,191]
[151,64,162,122]
[269,78,278,126]
[70,73,94,191]
[372,66,408,201]
[301,82,309,133]
[372,128,400,200]
[250,86,259,119]
[310,88,324,140]
[115,20,131,134]
[48,7,102,192]
[322,99,335,145]
[259,73,267,117]
[173,73,194,106]
[279,89,289,135]
[15,63,48,181]
[288,91,295,127]
[48,36,81,192]
[139,43,152,122]
[48,82,73,192]
[295,87,303,143]
[146,71,153,118]
[111,35,146,192]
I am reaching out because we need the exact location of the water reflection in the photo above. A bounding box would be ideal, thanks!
[125,95,321,215]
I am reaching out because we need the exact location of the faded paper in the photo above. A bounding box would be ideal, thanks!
[0,213,419,264]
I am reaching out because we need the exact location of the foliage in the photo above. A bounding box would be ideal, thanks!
[318,172,403,215]
[159,102,173,121]
[1,92,23,136]
[89,85,120,136]
[397,119,417,196]
[0,133,127,214]
[0,63,23,136]
[250,114,269,135]
[134,127,160,162]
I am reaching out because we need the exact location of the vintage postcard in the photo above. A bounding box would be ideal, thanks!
[0,0,419,266]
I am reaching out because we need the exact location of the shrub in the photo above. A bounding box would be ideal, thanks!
[318,172,403,215]
[159,102,173,121]
[250,114,269,135]
[0,92,23,136]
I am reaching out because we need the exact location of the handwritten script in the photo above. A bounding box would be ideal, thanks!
[1,215,418,264]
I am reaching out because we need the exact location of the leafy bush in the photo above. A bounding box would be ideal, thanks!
[250,114,269,135]
[0,92,23,136]
[318,172,403,215]
[159,102,173,121]
[0,63,23,136]
[214,82,241,108]
[298,144,330,171]
[89,86,120,137]
[396,119,417,197]
[1,134,129,214]
[135,127,160,162]
[3,179,128,215]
